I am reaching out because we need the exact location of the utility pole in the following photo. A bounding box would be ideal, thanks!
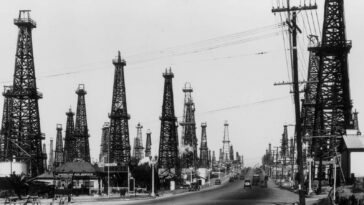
[272,1,317,204]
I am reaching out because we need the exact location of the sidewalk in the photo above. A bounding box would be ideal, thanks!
[270,178,329,205]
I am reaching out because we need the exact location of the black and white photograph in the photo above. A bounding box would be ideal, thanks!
[0,0,363,204]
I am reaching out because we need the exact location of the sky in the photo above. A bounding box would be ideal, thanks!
[0,0,363,167]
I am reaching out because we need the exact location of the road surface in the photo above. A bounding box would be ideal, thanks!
[85,170,305,205]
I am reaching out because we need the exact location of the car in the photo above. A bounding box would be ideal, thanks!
[215,179,221,185]
[240,175,245,180]
[188,182,200,191]
[244,179,252,189]
[229,177,235,182]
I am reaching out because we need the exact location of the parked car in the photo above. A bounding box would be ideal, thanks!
[188,182,200,191]
[244,179,252,189]
[229,177,235,182]
[240,175,245,180]
[215,179,221,185]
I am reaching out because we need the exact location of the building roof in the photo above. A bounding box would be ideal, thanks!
[54,161,101,173]
[35,171,54,179]
[343,135,364,150]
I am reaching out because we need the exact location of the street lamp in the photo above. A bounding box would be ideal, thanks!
[151,156,157,197]
[307,158,313,194]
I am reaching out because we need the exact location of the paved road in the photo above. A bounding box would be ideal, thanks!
[85,170,306,205]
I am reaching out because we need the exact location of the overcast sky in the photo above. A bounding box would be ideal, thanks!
[0,0,363,167]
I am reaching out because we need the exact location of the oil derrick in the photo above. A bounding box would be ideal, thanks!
[2,11,45,176]
[301,36,320,155]
[133,123,144,161]
[222,121,231,162]
[199,123,208,168]
[208,150,211,168]
[180,83,198,169]
[74,84,90,162]
[145,129,152,158]
[63,108,76,162]
[212,151,216,166]
[42,143,47,171]
[108,51,131,164]
[0,86,13,161]
[229,145,234,161]
[99,122,110,163]
[310,0,353,151]
[158,68,179,180]
[281,125,288,165]
[308,0,354,186]
[219,149,223,162]
[353,110,360,133]
[48,138,54,170]
[236,152,240,163]
[54,124,63,168]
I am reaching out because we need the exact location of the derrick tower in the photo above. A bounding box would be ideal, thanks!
[74,84,90,162]
[2,11,45,176]
[42,143,47,171]
[180,83,197,169]
[133,123,144,161]
[48,138,54,170]
[108,51,131,164]
[212,151,216,165]
[145,129,152,158]
[63,108,76,162]
[353,110,360,133]
[199,123,208,168]
[0,86,13,161]
[301,36,320,154]
[281,125,288,158]
[158,68,179,179]
[281,125,288,166]
[208,149,211,168]
[54,124,63,168]
[229,145,234,161]
[310,0,353,152]
[222,121,230,162]
[99,122,110,163]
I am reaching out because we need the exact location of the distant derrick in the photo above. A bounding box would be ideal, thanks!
[208,149,211,168]
[222,121,231,162]
[229,145,234,162]
[199,123,208,168]
[219,148,223,162]
[1,10,45,176]
[281,125,288,161]
[145,129,152,158]
[133,123,144,161]
[48,138,54,170]
[353,110,360,133]
[74,84,90,162]
[0,86,13,161]
[180,83,198,169]
[158,68,179,180]
[301,36,320,155]
[212,150,216,165]
[42,143,47,171]
[63,108,76,162]
[99,122,110,163]
[108,51,131,164]
[54,124,64,168]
